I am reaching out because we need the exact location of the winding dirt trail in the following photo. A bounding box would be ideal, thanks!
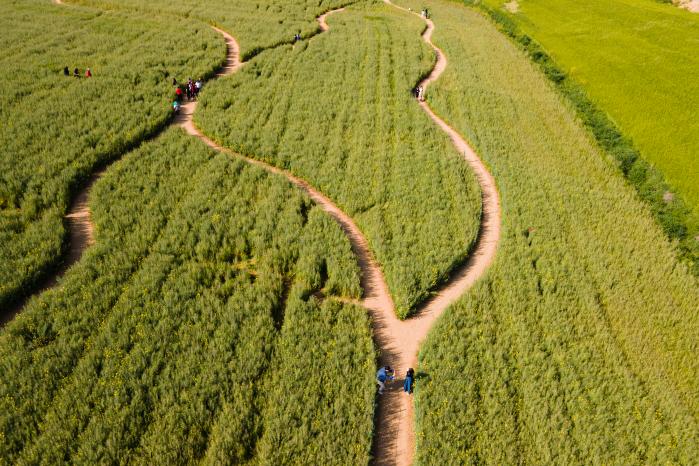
[175,11,396,324]
[0,171,100,326]
[368,2,501,465]
[15,3,501,465]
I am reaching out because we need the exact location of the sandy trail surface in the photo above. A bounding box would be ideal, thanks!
[679,0,699,12]
[0,171,101,325]
[9,3,502,466]
[369,2,502,465]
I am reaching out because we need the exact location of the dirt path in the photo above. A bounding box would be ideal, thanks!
[0,171,101,326]
[317,8,344,32]
[678,0,699,13]
[15,3,502,465]
[368,2,502,465]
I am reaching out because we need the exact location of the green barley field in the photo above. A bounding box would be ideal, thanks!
[0,0,225,310]
[196,2,481,317]
[393,0,699,462]
[1,0,698,463]
[70,0,353,59]
[481,0,699,247]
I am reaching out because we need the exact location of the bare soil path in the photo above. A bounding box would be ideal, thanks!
[678,0,699,13]
[369,2,502,465]
[11,3,502,466]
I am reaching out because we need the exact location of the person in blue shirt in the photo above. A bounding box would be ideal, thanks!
[403,368,415,394]
[376,366,394,395]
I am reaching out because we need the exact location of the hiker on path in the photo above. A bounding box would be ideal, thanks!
[188,80,196,100]
[63,66,70,77]
[376,366,394,395]
[195,78,203,95]
[172,100,181,113]
[172,77,178,87]
[175,86,183,102]
[418,86,425,102]
[85,68,92,78]
[73,67,80,78]
[403,368,415,394]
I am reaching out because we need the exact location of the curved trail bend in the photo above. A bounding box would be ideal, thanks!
[370,2,502,465]
[15,3,502,466]
[175,9,397,323]
[189,6,501,465]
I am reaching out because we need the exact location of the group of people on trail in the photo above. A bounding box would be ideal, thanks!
[63,66,92,78]
[414,85,425,102]
[376,366,415,395]
[172,77,203,113]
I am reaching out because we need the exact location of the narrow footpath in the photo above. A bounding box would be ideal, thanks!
[17,3,501,466]
[368,2,501,464]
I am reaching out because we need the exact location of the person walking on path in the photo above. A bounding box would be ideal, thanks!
[417,86,425,102]
[63,66,70,77]
[403,368,415,394]
[73,67,80,78]
[85,68,92,78]
[188,80,196,100]
[376,366,394,395]
[175,86,183,103]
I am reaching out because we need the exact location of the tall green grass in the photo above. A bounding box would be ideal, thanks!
[0,129,374,464]
[392,0,699,462]
[0,0,225,311]
[196,3,482,318]
[70,0,357,60]
[478,0,699,273]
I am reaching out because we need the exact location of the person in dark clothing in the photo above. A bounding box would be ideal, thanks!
[403,368,415,394]
[73,68,80,78]
[172,77,178,87]
[63,66,70,76]
[188,80,196,100]
[185,78,193,100]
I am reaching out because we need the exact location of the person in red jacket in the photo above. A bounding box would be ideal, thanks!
[175,86,183,103]
[85,68,92,78]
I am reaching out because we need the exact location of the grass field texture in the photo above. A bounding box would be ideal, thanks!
[196,3,482,317]
[0,129,374,464]
[482,0,699,224]
[70,0,355,60]
[0,0,225,311]
[393,0,699,462]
